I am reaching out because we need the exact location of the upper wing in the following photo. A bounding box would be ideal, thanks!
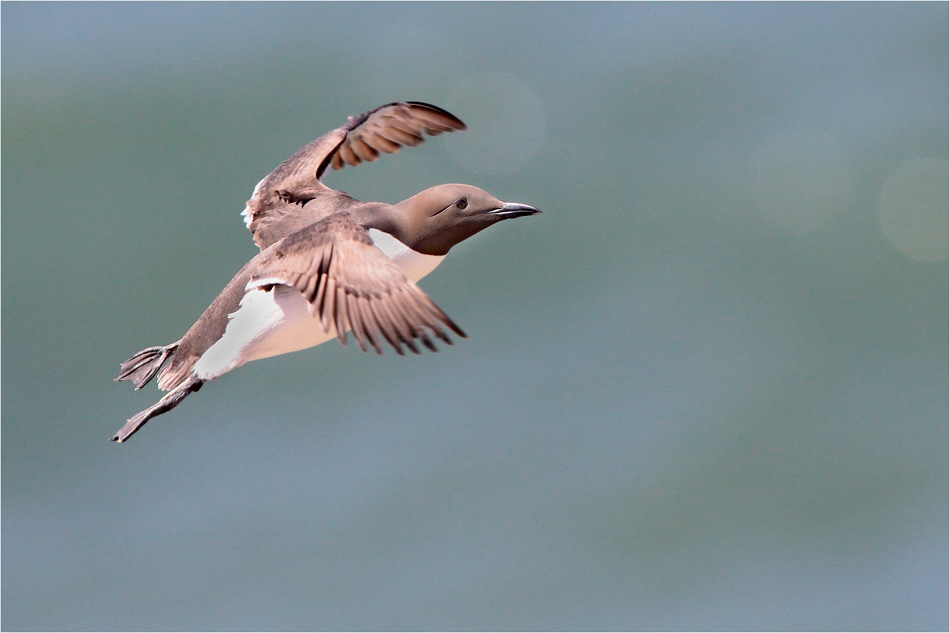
[247,213,466,355]
[327,101,466,171]
[242,102,466,249]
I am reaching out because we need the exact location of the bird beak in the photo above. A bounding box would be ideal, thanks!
[488,201,542,219]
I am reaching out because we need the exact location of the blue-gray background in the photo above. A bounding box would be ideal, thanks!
[3,3,947,630]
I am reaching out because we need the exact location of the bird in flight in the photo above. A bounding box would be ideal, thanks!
[113,101,541,442]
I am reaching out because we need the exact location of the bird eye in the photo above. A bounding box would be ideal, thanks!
[455,198,468,210]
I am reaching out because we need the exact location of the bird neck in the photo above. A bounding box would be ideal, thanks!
[350,200,401,235]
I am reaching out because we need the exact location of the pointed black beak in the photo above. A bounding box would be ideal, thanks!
[488,202,542,219]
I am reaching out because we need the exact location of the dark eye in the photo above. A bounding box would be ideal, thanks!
[455,198,468,210]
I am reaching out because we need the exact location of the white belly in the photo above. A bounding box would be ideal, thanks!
[193,231,445,381]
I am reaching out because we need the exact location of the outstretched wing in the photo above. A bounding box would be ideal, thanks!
[242,102,466,249]
[247,213,466,355]
[328,101,466,171]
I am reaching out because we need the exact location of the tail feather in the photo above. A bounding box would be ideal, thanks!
[111,376,203,443]
[116,341,180,390]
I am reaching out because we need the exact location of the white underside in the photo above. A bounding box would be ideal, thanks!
[193,229,445,381]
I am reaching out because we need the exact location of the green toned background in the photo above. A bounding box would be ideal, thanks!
[3,3,947,630]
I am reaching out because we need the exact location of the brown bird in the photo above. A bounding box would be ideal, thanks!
[113,101,541,442]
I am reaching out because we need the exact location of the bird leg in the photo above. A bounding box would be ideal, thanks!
[111,376,204,443]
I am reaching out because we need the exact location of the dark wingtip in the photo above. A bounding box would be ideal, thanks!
[446,321,466,339]
[403,101,467,131]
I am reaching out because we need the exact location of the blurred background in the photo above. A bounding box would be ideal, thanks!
[2,3,947,630]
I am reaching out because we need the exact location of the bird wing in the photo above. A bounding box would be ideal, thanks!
[247,213,466,355]
[242,102,466,250]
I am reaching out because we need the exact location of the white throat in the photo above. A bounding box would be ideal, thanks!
[366,228,444,282]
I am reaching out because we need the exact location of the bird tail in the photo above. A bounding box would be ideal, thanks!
[111,376,204,443]
[115,341,181,390]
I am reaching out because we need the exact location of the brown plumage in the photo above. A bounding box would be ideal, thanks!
[113,101,538,443]
[244,102,465,250]
[248,213,464,355]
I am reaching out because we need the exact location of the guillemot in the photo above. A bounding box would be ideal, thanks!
[113,101,540,442]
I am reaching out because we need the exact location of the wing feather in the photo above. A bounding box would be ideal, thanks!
[243,102,466,250]
[245,214,465,355]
